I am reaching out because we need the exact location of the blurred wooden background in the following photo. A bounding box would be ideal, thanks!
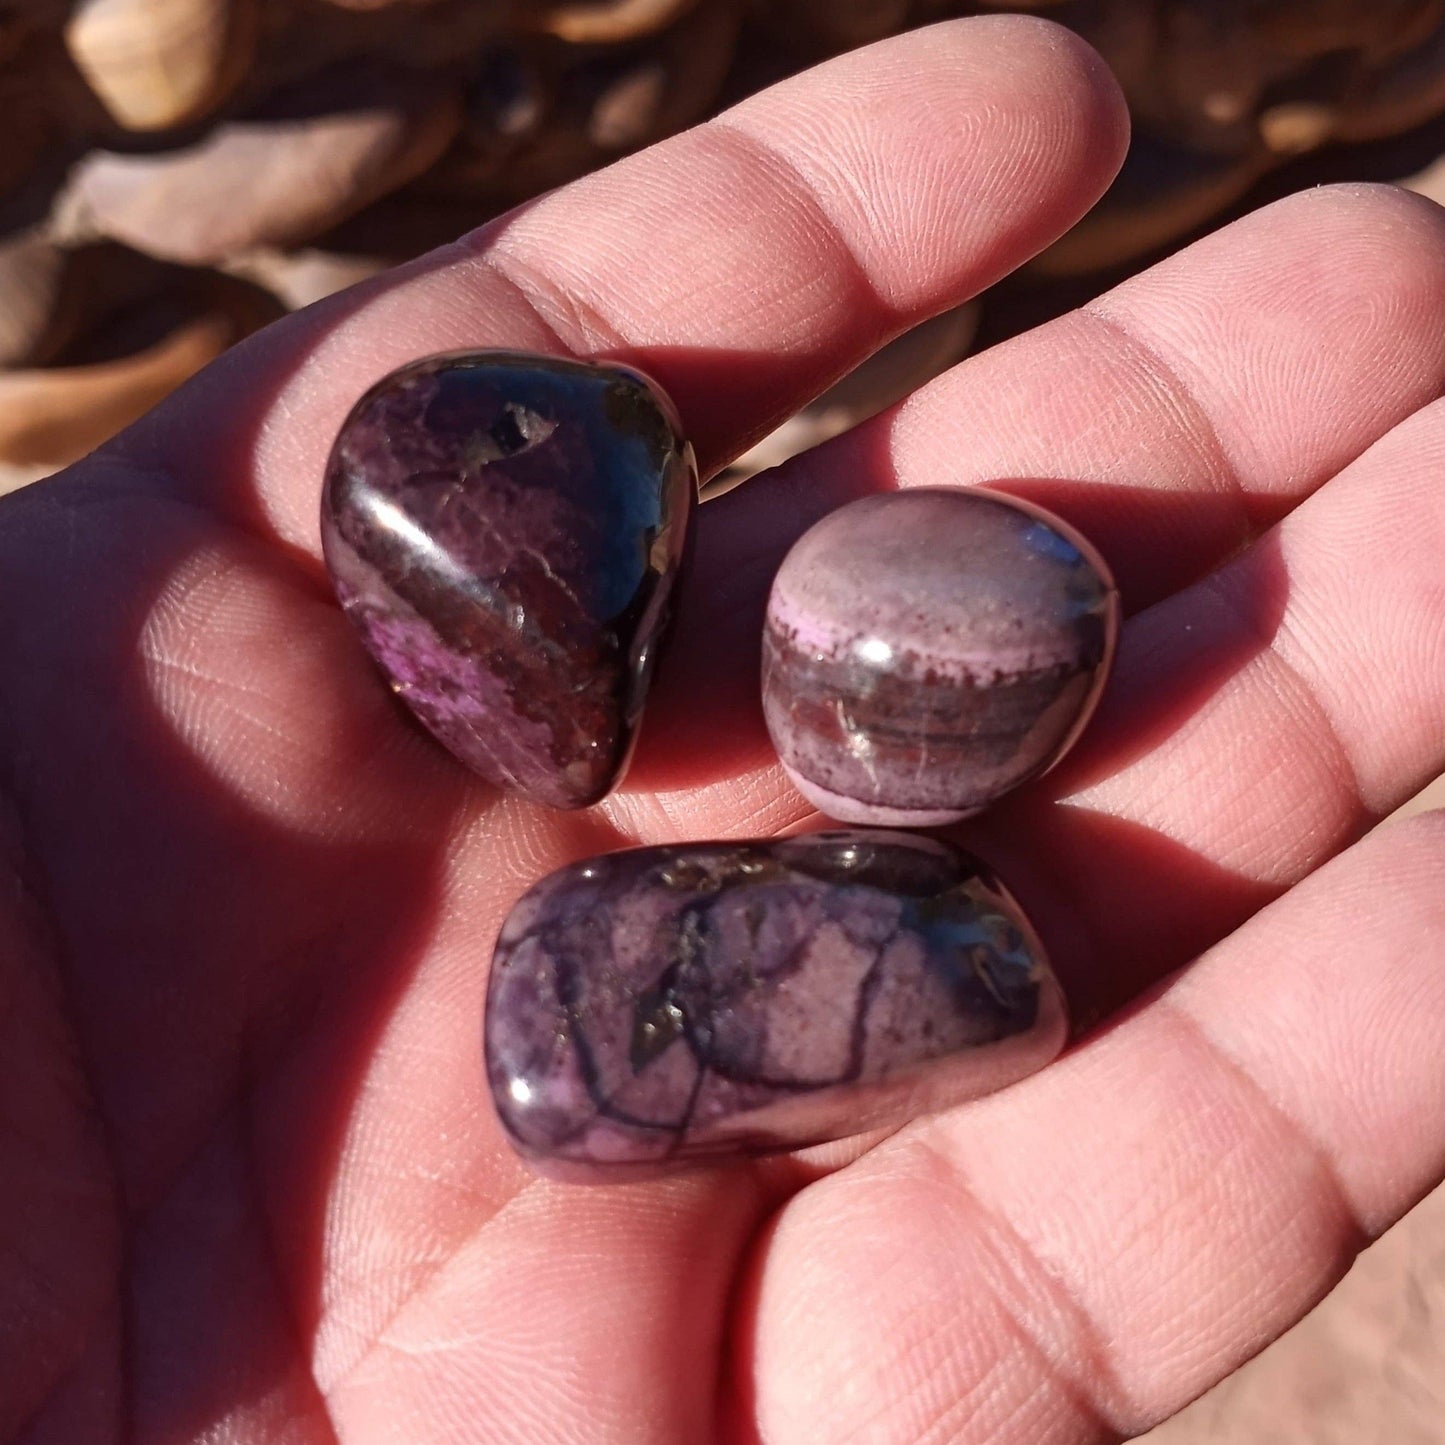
[7,0,1445,491]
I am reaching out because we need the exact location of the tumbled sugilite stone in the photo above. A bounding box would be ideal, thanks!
[762,488,1118,826]
[321,351,695,810]
[485,831,1064,1180]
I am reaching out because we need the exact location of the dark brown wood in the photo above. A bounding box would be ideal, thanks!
[5,0,1445,478]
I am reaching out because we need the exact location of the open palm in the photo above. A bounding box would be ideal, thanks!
[6,16,1445,1443]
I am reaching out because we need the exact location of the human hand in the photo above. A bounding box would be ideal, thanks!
[5,15,1445,1443]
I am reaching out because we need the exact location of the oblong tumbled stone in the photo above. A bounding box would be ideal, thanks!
[485,831,1064,1181]
[321,350,696,810]
[762,488,1118,826]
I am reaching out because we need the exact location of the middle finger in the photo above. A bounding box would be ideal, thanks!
[635,182,1445,809]
[628,184,1445,810]
[614,184,1445,1021]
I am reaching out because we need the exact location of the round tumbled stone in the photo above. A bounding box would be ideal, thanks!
[761,488,1118,826]
[321,350,696,811]
[485,830,1065,1182]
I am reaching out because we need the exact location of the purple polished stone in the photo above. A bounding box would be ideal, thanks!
[762,489,1118,826]
[321,351,695,810]
[485,831,1064,1181]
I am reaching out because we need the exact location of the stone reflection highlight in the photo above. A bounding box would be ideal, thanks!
[321,350,695,810]
[485,831,1065,1181]
[762,488,1118,826]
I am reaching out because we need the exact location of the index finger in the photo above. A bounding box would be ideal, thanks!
[109,16,1127,556]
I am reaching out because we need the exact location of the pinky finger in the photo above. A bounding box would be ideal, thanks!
[742,812,1445,1445]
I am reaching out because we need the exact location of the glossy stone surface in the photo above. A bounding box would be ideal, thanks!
[322,351,695,810]
[485,831,1064,1180]
[762,488,1118,826]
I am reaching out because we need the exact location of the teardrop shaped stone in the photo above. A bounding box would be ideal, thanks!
[485,831,1065,1181]
[321,351,696,809]
[762,488,1118,826]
